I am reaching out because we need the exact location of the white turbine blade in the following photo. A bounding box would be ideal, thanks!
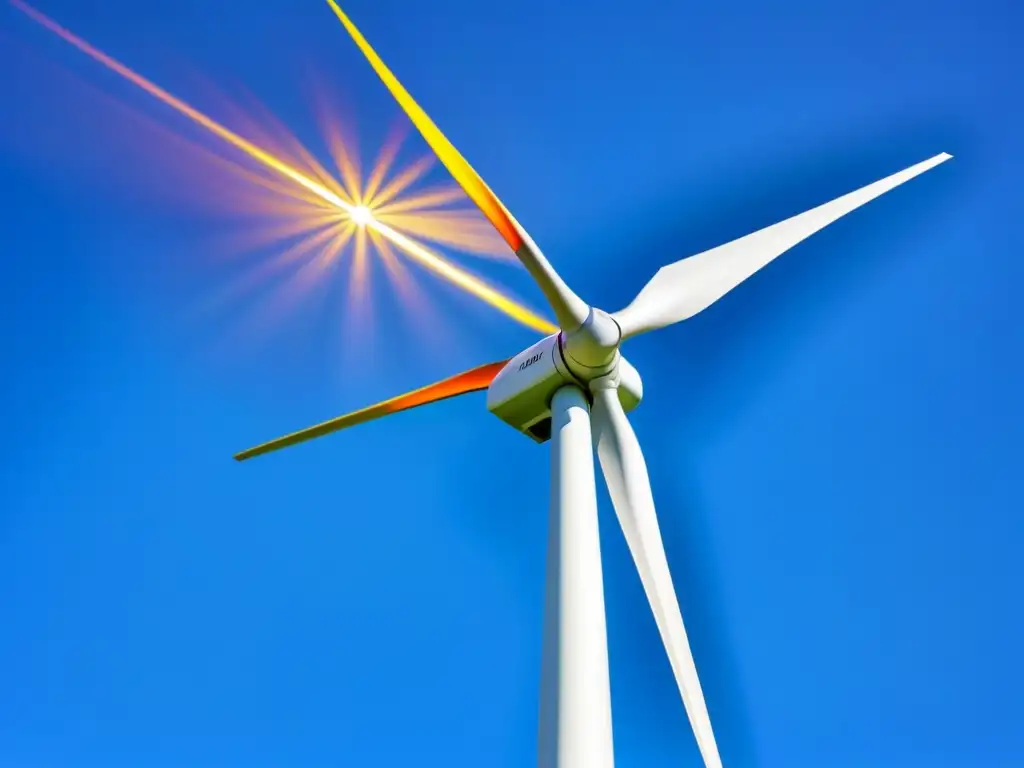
[326,1,590,331]
[590,385,723,768]
[613,152,952,338]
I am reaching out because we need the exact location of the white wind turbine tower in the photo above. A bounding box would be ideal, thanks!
[235,4,953,766]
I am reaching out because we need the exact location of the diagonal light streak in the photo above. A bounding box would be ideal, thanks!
[370,219,555,332]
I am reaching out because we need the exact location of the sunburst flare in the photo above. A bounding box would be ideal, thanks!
[9,0,557,336]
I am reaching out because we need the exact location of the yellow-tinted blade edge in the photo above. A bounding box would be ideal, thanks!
[325,0,522,252]
[234,360,508,461]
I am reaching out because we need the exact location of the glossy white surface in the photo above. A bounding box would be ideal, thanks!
[539,386,615,768]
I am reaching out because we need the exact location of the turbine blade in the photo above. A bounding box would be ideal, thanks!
[590,385,723,768]
[613,152,952,339]
[234,360,507,461]
[325,1,589,331]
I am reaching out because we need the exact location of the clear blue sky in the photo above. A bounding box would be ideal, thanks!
[1,0,1021,766]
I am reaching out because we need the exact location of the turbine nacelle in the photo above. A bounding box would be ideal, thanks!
[486,330,642,443]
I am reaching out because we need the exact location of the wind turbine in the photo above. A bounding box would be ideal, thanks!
[235,4,952,766]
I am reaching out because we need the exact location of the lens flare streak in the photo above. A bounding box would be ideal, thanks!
[10,0,557,336]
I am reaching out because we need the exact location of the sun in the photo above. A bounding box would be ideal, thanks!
[349,204,373,226]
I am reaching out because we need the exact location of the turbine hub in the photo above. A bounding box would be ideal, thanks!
[560,307,622,378]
